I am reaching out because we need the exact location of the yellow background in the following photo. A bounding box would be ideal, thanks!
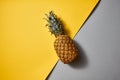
[0,0,99,80]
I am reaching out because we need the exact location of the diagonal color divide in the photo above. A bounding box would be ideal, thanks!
[0,0,99,80]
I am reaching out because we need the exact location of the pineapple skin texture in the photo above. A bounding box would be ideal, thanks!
[54,35,78,64]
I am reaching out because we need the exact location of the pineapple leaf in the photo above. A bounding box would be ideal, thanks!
[44,11,64,37]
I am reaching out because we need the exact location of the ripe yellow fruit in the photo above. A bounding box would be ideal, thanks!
[44,11,78,64]
[54,35,78,64]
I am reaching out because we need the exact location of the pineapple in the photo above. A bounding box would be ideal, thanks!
[44,11,78,64]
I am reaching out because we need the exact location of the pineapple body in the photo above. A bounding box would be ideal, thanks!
[54,35,78,64]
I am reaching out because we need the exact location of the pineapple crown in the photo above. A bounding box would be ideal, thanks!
[44,11,64,37]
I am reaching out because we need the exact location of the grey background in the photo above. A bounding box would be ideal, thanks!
[48,0,120,80]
